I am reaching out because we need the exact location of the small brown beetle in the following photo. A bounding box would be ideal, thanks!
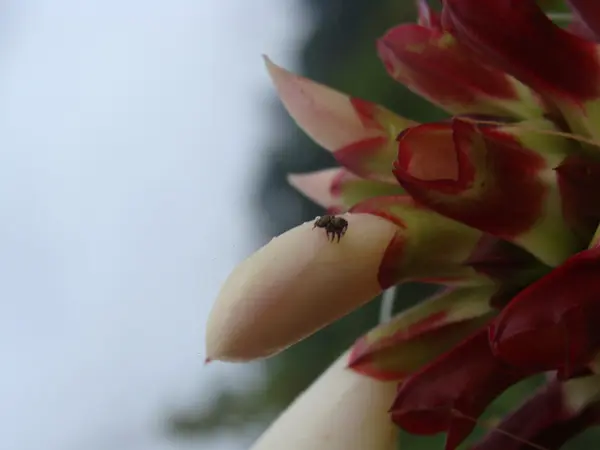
[313,215,348,243]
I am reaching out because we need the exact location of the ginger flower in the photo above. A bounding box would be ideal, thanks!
[207,1,600,448]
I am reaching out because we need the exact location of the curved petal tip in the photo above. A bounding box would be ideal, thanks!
[205,213,398,362]
[250,350,398,450]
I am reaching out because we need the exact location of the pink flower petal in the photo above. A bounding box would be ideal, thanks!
[265,56,415,182]
[288,168,347,210]
[289,167,405,211]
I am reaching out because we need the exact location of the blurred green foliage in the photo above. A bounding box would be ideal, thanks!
[167,1,600,448]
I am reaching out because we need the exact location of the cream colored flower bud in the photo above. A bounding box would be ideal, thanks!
[250,350,398,450]
[205,213,397,361]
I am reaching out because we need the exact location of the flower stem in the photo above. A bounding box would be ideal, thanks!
[379,286,396,324]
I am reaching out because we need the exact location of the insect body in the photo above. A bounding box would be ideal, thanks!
[313,215,348,243]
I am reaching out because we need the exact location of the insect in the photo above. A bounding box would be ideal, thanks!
[312,215,348,243]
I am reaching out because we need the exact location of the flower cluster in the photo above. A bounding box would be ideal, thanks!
[206,1,600,448]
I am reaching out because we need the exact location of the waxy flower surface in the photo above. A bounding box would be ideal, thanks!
[206,1,600,448]
[249,350,398,450]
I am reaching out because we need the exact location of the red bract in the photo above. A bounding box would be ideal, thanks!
[392,118,585,266]
[393,120,544,237]
[567,0,600,41]
[442,0,600,101]
[390,329,531,450]
[377,22,541,118]
[334,98,409,182]
[288,167,404,214]
[464,235,550,307]
[490,247,600,378]
[556,155,600,237]
[471,375,600,450]
[349,286,497,381]
[568,14,598,41]
[465,235,542,281]
[348,195,487,289]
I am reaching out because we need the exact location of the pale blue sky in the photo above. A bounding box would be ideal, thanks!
[0,1,307,449]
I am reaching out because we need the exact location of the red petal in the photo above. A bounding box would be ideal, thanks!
[568,15,598,41]
[349,286,496,380]
[348,98,382,129]
[471,378,600,450]
[465,235,550,307]
[334,136,393,181]
[490,247,600,377]
[466,235,541,282]
[391,328,531,450]
[394,118,588,266]
[377,23,541,118]
[567,0,600,41]
[349,195,487,288]
[393,120,545,238]
[442,0,600,101]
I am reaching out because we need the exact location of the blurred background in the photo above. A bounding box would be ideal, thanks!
[1,0,598,449]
